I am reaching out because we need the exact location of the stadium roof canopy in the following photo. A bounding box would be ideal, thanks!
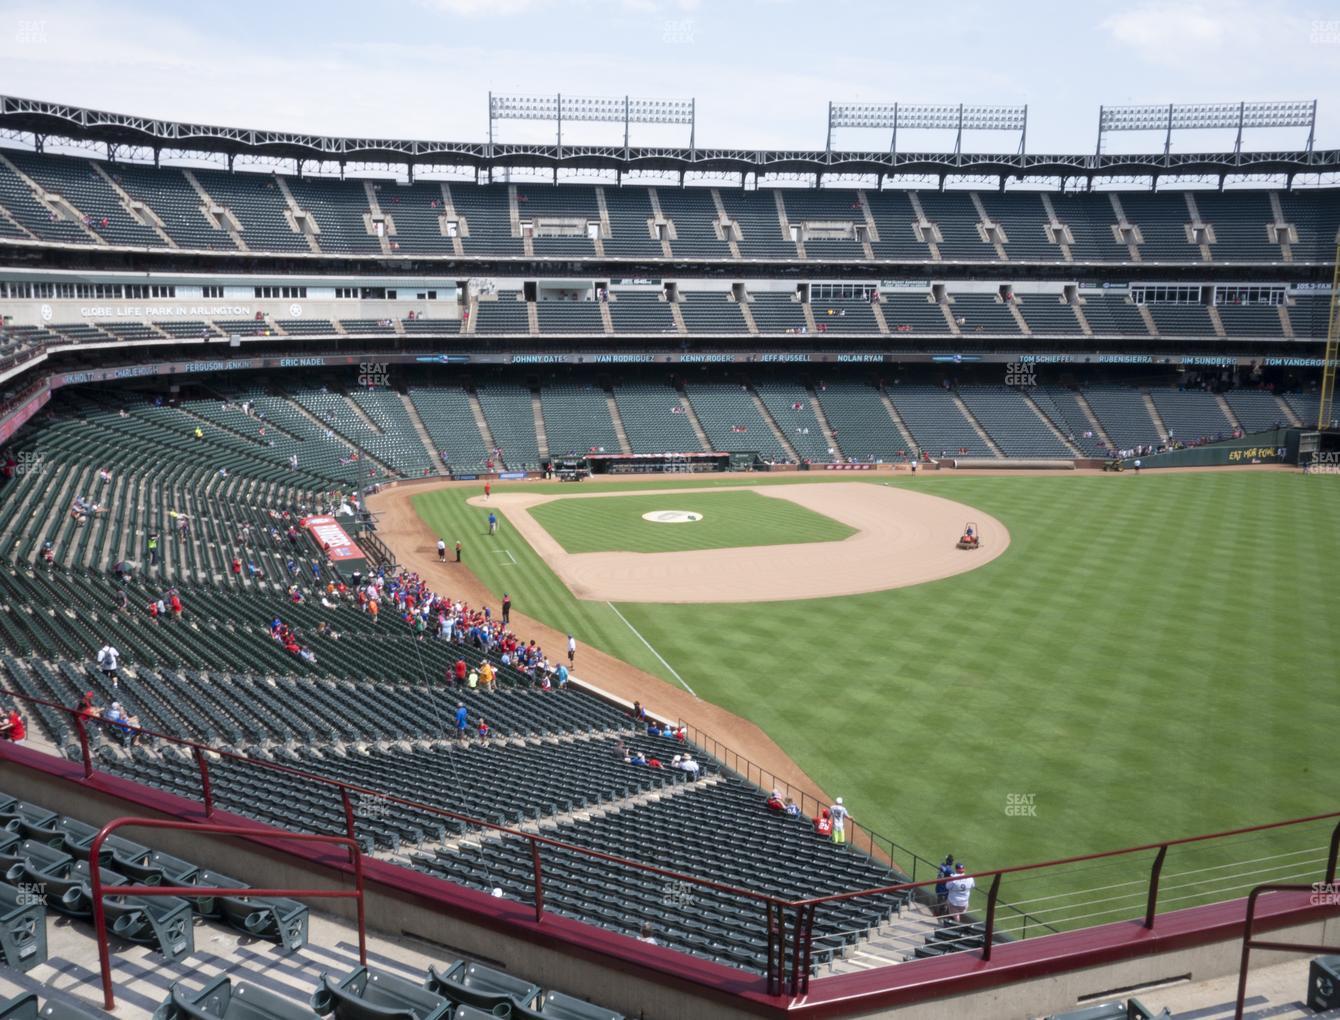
[1,94,1337,183]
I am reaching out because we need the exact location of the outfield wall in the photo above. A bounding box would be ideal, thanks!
[1121,429,1298,469]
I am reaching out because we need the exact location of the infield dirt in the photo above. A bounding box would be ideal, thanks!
[466,481,1008,603]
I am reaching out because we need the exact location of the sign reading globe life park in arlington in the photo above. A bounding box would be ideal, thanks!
[641,511,703,524]
[71,305,254,319]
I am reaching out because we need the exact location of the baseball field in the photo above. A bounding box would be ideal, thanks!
[400,470,1339,930]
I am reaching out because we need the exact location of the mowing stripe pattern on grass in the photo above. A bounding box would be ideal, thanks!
[412,472,1339,919]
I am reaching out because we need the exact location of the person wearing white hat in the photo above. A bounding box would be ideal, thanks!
[945,863,975,922]
[829,797,850,845]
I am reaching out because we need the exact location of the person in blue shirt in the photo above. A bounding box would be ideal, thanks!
[935,855,956,916]
[454,702,468,740]
[487,512,498,535]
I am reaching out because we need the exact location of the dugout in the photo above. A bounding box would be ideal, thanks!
[587,451,732,475]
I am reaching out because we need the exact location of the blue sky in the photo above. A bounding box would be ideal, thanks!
[0,0,1335,155]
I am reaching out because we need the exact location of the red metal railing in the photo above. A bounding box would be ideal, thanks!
[87,817,367,1010]
[784,812,1340,994]
[1233,882,1340,1020]
[3,687,1338,1001]
[674,717,933,875]
[3,690,797,993]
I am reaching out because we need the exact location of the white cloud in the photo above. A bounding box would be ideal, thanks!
[1100,0,1311,71]
[415,0,551,16]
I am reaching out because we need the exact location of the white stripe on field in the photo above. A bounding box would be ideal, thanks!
[606,601,696,697]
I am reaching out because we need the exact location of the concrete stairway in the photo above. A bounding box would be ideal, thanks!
[1073,392,1115,449]
[280,395,397,476]
[467,390,499,452]
[90,161,178,248]
[678,394,712,451]
[531,391,550,460]
[399,392,448,472]
[951,394,1005,458]
[273,175,323,254]
[809,391,843,461]
[606,394,633,454]
[877,390,919,454]
[826,902,943,974]
[363,180,393,255]
[182,169,248,251]
[1142,391,1171,443]
[0,152,105,244]
[1022,391,1082,455]
[749,389,800,462]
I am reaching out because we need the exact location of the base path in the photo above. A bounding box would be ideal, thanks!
[468,482,1009,603]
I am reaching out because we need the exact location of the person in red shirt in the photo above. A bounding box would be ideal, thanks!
[1,708,25,741]
[454,659,468,684]
[484,481,491,501]
[169,592,183,619]
[766,789,785,812]
[814,809,833,837]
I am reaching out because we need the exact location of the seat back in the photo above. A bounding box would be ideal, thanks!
[0,883,47,972]
[161,975,320,1020]
[0,993,37,1020]
[313,970,440,1020]
[428,963,538,1013]
[530,989,624,1020]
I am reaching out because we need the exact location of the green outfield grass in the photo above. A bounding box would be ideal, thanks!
[525,489,854,554]
[412,473,1340,928]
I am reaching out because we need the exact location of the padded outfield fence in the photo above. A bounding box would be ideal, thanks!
[3,688,1337,999]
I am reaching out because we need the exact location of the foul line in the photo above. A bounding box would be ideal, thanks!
[491,548,518,565]
[606,601,696,697]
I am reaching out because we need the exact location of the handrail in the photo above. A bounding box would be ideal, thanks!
[3,685,1337,1000]
[1233,882,1340,1020]
[4,689,781,907]
[673,717,1058,937]
[87,816,367,1010]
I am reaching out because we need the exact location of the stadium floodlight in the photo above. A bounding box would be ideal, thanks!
[489,94,559,121]
[827,102,1028,155]
[1096,99,1317,155]
[488,92,695,154]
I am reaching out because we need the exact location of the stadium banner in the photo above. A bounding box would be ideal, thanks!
[821,463,877,471]
[39,351,1340,398]
[301,515,364,561]
[451,473,479,481]
[0,385,51,444]
[498,471,528,480]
